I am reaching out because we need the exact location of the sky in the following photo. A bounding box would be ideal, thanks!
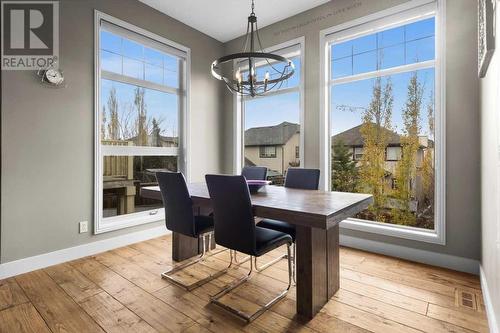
[99,17,436,141]
[245,17,436,138]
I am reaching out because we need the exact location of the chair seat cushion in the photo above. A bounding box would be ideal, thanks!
[254,226,292,257]
[194,215,214,235]
[257,219,296,241]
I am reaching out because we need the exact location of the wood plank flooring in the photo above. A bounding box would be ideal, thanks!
[0,234,489,333]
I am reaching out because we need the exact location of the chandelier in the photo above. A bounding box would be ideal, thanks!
[210,0,295,97]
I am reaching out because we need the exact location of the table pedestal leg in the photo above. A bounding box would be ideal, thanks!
[172,205,216,262]
[296,224,339,319]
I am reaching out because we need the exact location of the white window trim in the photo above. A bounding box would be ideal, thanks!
[319,0,446,245]
[94,10,191,234]
[233,36,305,174]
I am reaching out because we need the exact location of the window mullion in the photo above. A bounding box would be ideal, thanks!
[330,59,435,86]
[101,70,181,95]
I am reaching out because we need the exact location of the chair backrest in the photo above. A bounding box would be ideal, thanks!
[241,166,268,181]
[205,174,256,254]
[285,168,320,190]
[156,172,195,237]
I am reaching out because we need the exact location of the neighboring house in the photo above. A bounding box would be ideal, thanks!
[332,124,434,210]
[127,131,178,147]
[245,122,300,175]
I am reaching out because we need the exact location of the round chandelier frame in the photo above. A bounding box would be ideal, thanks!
[210,0,295,97]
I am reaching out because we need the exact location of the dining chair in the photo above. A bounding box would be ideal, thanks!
[256,168,320,281]
[241,166,268,180]
[156,171,229,291]
[205,174,293,323]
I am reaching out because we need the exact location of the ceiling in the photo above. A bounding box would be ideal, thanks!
[138,0,331,43]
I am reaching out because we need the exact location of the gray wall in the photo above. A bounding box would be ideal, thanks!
[223,0,481,261]
[1,0,482,267]
[480,4,500,330]
[1,0,225,263]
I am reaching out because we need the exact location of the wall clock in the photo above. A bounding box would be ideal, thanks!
[36,66,65,87]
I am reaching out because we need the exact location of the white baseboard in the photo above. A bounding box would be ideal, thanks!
[480,265,499,333]
[340,234,480,275]
[0,226,170,279]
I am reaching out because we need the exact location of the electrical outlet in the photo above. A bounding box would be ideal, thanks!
[79,221,88,233]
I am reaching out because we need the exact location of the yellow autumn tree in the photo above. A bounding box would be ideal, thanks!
[392,72,423,226]
[107,87,119,140]
[358,77,393,221]
[134,87,148,146]
[421,92,435,210]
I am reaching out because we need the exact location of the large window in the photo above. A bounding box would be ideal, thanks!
[321,1,444,243]
[239,39,304,184]
[95,12,189,233]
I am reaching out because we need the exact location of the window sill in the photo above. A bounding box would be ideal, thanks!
[95,210,165,234]
[340,217,445,245]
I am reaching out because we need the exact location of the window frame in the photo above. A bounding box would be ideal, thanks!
[319,0,446,245]
[94,11,191,234]
[233,37,305,174]
[385,146,402,161]
[259,146,277,158]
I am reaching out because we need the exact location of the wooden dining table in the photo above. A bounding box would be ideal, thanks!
[141,182,372,319]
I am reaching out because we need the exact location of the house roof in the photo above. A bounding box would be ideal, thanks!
[244,157,256,166]
[332,124,401,147]
[126,134,178,145]
[245,122,299,146]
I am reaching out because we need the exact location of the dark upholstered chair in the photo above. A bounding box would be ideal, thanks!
[241,166,268,181]
[156,172,228,290]
[256,168,320,280]
[205,174,292,322]
[284,167,320,190]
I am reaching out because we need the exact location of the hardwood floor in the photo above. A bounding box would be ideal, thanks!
[0,235,489,333]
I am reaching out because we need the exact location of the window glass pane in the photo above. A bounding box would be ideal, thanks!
[406,36,435,64]
[144,47,163,66]
[102,155,177,218]
[253,56,300,89]
[101,30,182,88]
[378,26,404,48]
[101,50,122,74]
[164,55,179,72]
[352,34,376,54]
[244,91,300,184]
[405,17,435,41]
[379,44,405,69]
[386,146,402,160]
[259,146,277,158]
[145,64,163,85]
[101,30,121,53]
[354,147,364,160]
[122,57,143,80]
[332,57,352,79]
[353,50,377,74]
[100,79,179,147]
[332,41,353,60]
[330,17,435,79]
[122,38,143,60]
[330,68,435,229]
[164,69,178,88]
[286,56,301,87]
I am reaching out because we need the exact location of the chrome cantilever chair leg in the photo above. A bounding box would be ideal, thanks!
[255,243,296,284]
[210,244,292,323]
[232,250,251,265]
[161,231,230,291]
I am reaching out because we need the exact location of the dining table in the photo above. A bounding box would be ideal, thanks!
[141,182,373,320]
